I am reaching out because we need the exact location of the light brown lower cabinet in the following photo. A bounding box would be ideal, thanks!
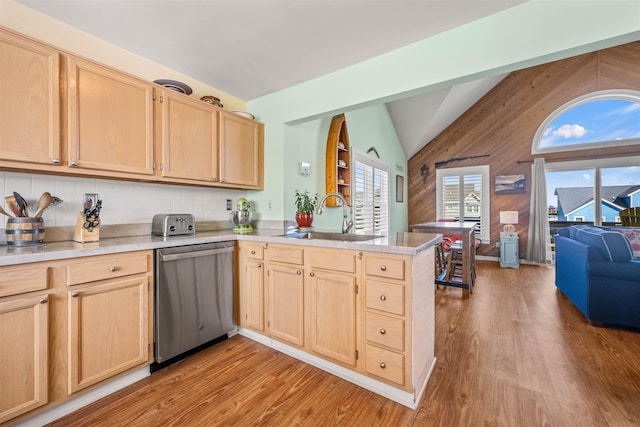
[237,241,435,405]
[308,269,357,366]
[0,293,49,424]
[238,242,266,332]
[267,263,305,347]
[67,276,150,393]
[0,250,153,425]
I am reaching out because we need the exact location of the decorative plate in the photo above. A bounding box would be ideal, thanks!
[231,110,256,120]
[153,79,193,95]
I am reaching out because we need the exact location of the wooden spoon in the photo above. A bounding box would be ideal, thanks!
[4,196,20,217]
[0,205,13,218]
[34,192,52,218]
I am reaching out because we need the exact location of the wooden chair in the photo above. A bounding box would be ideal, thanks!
[620,207,640,226]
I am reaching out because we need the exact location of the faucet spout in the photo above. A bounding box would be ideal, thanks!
[315,193,354,234]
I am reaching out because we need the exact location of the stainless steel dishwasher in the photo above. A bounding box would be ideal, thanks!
[152,241,235,371]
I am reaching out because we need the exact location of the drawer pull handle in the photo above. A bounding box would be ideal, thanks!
[380,362,386,369]
[70,161,79,167]
[297,270,302,275]
[379,328,386,335]
[52,158,61,164]
[380,265,387,271]
[71,292,79,298]
[380,295,387,301]
[110,266,118,272]
[251,250,256,255]
[257,263,262,268]
[39,297,48,304]
[310,272,315,277]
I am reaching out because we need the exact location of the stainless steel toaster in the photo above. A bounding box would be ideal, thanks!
[152,214,196,237]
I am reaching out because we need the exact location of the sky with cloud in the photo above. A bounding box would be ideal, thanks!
[540,99,640,149]
[542,99,640,214]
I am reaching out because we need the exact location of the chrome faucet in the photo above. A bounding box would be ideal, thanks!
[316,193,354,234]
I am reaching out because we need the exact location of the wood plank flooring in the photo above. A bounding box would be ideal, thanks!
[48,262,640,427]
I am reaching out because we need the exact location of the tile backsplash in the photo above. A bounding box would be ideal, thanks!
[1,172,247,227]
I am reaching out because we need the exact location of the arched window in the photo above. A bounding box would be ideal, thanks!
[532,90,640,154]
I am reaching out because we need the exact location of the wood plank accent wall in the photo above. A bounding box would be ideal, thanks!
[408,41,640,259]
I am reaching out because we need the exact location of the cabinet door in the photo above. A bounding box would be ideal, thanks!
[241,259,265,332]
[267,264,304,346]
[158,90,219,182]
[0,294,49,424]
[219,111,262,188]
[0,31,60,167]
[309,270,357,366]
[68,276,149,394]
[66,56,154,175]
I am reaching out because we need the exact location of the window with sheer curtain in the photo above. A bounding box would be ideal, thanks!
[352,152,389,235]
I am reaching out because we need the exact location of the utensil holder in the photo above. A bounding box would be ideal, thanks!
[73,211,100,243]
[5,217,45,245]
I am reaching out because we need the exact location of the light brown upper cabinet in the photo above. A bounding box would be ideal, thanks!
[66,56,155,177]
[0,31,61,169]
[155,88,219,184]
[0,28,264,190]
[219,111,264,189]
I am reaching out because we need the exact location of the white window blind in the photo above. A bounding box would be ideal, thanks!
[353,151,389,235]
[436,165,490,243]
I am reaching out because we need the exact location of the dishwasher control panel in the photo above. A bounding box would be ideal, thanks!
[152,214,196,237]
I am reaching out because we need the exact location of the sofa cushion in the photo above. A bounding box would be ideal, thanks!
[590,259,640,281]
[573,227,633,262]
[569,224,595,239]
[608,227,640,258]
[557,228,570,238]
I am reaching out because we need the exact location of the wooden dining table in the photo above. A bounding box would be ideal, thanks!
[411,221,476,297]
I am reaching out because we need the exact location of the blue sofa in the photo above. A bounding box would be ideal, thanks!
[555,226,640,330]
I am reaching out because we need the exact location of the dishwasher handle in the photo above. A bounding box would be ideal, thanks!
[159,246,233,262]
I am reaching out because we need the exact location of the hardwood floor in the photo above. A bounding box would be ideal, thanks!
[48,261,640,427]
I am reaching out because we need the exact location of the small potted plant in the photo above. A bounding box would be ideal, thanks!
[294,190,319,229]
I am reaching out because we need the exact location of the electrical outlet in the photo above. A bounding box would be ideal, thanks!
[226,199,232,210]
[495,241,501,248]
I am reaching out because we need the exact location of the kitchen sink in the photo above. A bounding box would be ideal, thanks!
[280,231,380,241]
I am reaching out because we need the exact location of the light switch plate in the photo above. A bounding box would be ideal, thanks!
[299,162,311,176]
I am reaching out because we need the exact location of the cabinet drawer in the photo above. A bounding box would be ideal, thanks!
[365,280,404,315]
[0,264,49,298]
[365,344,405,386]
[67,254,148,286]
[365,312,404,351]
[365,255,405,280]
[310,249,356,273]
[268,245,304,265]
[243,242,265,260]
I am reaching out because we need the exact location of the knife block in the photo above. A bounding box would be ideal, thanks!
[73,211,100,243]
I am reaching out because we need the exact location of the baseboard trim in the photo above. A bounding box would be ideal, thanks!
[239,327,436,409]
[15,367,149,427]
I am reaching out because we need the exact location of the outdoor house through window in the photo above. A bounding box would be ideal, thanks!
[352,150,389,235]
[435,165,490,243]
[534,90,640,226]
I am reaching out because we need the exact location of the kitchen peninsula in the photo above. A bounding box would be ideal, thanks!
[0,229,439,425]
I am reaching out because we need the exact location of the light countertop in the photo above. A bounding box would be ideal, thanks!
[0,229,441,266]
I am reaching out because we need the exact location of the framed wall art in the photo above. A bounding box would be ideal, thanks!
[396,175,404,202]
[495,174,525,194]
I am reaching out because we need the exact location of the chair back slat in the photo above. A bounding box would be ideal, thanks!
[620,207,640,226]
